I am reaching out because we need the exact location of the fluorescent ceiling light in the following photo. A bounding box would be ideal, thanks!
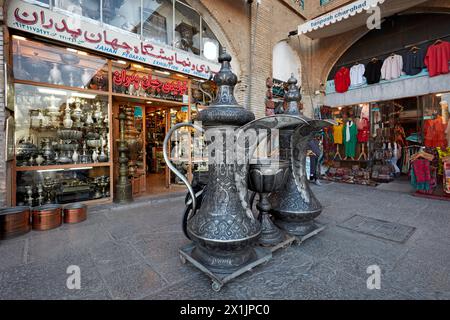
[37,88,67,96]
[37,169,64,173]
[436,93,443,97]
[146,101,152,104]
[132,63,144,69]
[154,70,171,76]
[176,73,187,78]
[116,60,127,65]
[66,48,78,53]
[71,93,97,99]
[77,50,88,56]
[12,35,27,41]
[69,167,93,170]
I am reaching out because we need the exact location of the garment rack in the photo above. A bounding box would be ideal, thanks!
[333,34,450,70]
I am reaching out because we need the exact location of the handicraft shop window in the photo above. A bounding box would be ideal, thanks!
[14,83,111,206]
[54,0,101,21]
[175,1,201,55]
[12,37,109,91]
[141,0,173,45]
[102,0,142,35]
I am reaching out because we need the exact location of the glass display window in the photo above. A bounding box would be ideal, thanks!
[175,1,200,55]
[54,0,101,20]
[201,19,221,62]
[142,0,174,45]
[12,37,109,91]
[102,0,141,35]
[14,84,110,168]
[16,166,110,206]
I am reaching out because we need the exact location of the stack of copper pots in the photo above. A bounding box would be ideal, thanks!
[31,204,63,231]
[0,206,31,239]
[63,203,87,224]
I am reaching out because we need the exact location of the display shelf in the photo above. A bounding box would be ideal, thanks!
[14,79,109,96]
[15,162,111,172]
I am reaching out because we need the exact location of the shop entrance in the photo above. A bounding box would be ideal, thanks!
[112,96,189,198]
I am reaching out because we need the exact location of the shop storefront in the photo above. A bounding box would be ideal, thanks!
[319,14,450,200]
[4,0,221,207]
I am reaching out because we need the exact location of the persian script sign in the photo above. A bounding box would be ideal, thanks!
[6,0,220,79]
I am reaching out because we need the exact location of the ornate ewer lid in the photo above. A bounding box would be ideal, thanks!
[196,50,255,126]
[284,73,302,116]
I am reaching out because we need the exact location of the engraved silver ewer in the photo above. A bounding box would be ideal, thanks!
[163,55,334,275]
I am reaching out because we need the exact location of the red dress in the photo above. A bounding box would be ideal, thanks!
[357,117,370,143]
[424,116,447,149]
[424,41,450,77]
[334,67,351,93]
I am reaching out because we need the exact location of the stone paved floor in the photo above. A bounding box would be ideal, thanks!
[0,182,449,300]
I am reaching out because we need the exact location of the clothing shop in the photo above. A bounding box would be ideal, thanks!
[320,13,450,200]
[4,0,223,207]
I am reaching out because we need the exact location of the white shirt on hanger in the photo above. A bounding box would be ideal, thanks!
[381,54,403,80]
[350,64,366,86]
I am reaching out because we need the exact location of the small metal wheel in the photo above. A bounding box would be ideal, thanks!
[179,255,186,264]
[211,281,222,292]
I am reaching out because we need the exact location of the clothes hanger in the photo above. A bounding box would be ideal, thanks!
[434,39,442,45]
[410,46,420,52]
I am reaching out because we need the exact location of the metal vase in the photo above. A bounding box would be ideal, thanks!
[269,75,334,236]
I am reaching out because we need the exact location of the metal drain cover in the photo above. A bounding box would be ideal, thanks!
[338,215,415,243]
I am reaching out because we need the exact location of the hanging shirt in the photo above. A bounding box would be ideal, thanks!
[333,120,344,144]
[381,54,403,80]
[402,48,426,76]
[334,67,351,93]
[350,64,366,87]
[424,41,450,77]
[364,60,383,84]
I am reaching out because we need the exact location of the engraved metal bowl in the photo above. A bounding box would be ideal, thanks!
[248,159,290,193]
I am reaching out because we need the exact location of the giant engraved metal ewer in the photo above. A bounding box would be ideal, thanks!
[163,53,334,276]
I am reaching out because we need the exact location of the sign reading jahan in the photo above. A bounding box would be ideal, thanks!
[113,69,188,97]
[6,0,220,79]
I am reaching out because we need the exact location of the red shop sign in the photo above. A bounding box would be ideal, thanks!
[113,69,188,96]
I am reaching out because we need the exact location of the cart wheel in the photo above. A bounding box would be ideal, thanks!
[179,255,186,264]
[211,281,222,292]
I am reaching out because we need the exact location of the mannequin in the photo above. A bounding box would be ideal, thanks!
[443,101,450,145]
[343,118,357,160]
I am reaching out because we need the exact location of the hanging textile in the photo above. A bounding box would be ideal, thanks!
[381,54,403,80]
[350,64,366,87]
[410,159,432,192]
[334,67,351,93]
[343,120,357,158]
[357,117,370,143]
[402,48,426,76]
[364,59,383,84]
[424,40,450,77]
[424,116,448,149]
[333,119,344,144]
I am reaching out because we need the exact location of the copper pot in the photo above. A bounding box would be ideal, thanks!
[0,206,31,240]
[63,203,87,224]
[32,204,62,231]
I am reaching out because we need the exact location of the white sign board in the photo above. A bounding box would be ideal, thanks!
[298,0,385,35]
[7,0,221,79]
